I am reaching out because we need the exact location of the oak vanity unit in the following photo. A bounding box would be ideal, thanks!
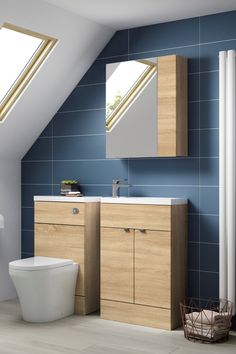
[100,197,187,330]
[34,196,100,315]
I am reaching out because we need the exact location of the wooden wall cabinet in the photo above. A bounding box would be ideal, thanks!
[101,203,187,330]
[34,198,100,315]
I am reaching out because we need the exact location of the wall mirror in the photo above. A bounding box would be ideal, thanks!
[105,55,188,158]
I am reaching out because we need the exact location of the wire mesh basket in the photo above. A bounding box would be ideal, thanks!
[180,298,233,343]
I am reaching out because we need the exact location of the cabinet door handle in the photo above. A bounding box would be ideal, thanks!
[139,229,146,233]
[72,207,79,215]
[124,228,130,232]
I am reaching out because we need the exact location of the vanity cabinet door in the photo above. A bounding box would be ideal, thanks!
[35,223,85,296]
[101,227,134,303]
[134,230,171,308]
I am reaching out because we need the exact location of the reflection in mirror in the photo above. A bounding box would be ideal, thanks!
[106,58,158,158]
[105,55,188,158]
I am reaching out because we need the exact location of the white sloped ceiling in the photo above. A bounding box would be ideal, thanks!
[0,0,114,159]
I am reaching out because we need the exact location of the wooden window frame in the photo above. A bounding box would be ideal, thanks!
[0,23,57,122]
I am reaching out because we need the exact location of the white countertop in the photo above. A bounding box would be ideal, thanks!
[100,197,187,205]
[34,196,187,205]
[34,196,100,203]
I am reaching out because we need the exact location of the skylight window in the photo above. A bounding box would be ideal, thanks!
[0,23,57,121]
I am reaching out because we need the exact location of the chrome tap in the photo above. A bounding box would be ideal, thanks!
[112,179,130,197]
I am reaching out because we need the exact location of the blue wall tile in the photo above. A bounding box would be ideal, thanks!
[22,230,34,254]
[200,130,219,157]
[200,40,236,71]
[22,208,34,230]
[200,158,219,186]
[40,121,52,137]
[188,73,199,102]
[188,214,199,243]
[200,100,219,129]
[200,214,219,244]
[200,243,219,272]
[22,10,236,301]
[79,60,106,85]
[98,30,128,59]
[23,138,52,161]
[200,72,219,100]
[129,18,199,53]
[188,242,199,270]
[53,159,128,185]
[188,102,199,130]
[53,135,106,160]
[22,184,52,207]
[188,130,199,157]
[188,270,200,298]
[130,185,199,214]
[53,110,105,136]
[129,158,198,186]
[200,272,219,299]
[200,11,236,43]
[129,45,199,74]
[200,187,219,215]
[22,162,52,184]
[59,84,105,112]
[21,252,34,259]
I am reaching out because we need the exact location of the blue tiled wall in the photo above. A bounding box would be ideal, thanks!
[22,11,236,301]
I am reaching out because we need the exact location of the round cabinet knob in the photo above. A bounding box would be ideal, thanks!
[72,207,79,215]
[140,229,146,233]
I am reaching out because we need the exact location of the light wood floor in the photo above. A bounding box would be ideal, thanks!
[0,300,235,354]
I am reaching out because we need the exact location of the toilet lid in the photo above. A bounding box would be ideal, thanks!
[9,256,73,271]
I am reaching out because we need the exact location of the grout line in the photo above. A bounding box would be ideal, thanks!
[39,133,106,139]
[38,129,218,139]
[189,213,218,216]
[76,82,105,88]
[24,67,219,93]
[22,156,219,163]
[189,269,219,274]
[188,241,219,245]
[97,37,236,61]
[96,44,201,60]
[57,108,105,114]
[188,98,219,103]
[188,128,219,131]
[188,69,219,75]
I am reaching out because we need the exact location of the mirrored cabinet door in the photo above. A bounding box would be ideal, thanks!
[105,55,188,158]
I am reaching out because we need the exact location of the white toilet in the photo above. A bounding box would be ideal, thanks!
[9,256,79,323]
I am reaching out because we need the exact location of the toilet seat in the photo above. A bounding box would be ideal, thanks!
[9,256,73,271]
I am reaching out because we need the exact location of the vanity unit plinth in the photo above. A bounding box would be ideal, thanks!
[34,196,100,315]
[100,198,187,330]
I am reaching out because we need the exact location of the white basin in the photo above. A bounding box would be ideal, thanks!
[101,197,187,205]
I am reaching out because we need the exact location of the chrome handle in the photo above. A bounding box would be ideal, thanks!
[139,229,146,233]
[124,228,130,232]
[72,207,79,215]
